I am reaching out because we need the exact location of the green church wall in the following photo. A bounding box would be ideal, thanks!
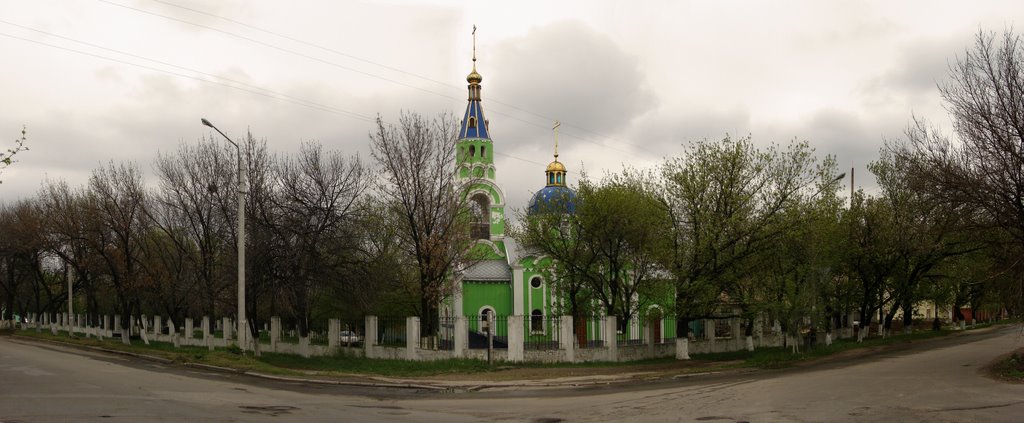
[462,282,511,317]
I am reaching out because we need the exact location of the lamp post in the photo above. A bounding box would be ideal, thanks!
[201,118,248,352]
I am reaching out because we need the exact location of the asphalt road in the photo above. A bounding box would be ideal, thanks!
[2,326,1023,422]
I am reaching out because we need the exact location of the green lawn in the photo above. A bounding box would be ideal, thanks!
[691,328,956,369]
[5,322,1012,378]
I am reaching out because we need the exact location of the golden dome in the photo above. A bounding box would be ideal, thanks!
[467,65,482,84]
[546,160,566,172]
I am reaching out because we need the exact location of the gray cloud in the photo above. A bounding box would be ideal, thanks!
[486,21,654,139]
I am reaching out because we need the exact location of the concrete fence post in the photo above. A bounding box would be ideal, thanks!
[605,315,618,362]
[328,318,340,350]
[222,317,232,342]
[113,315,122,338]
[299,336,311,358]
[560,315,576,363]
[270,316,281,352]
[184,318,193,340]
[453,316,468,358]
[406,317,420,361]
[153,315,162,338]
[365,316,378,359]
[507,315,524,363]
[202,316,211,350]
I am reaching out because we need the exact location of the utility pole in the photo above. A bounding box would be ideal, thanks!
[67,264,73,337]
[850,166,855,206]
[487,312,494,366]
[201,118,248,353]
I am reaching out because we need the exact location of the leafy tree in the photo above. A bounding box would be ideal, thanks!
[759,167,845,350]
[519,170,669,328]
[658,136,827,340]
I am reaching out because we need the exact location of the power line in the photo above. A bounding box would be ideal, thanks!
[97,0,655,159]
[0,20,373,123]
[141,0,650,155]
[0,31,374,122]
[0,27,548,167]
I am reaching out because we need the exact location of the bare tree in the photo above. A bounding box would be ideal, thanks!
[151,139,234,327]
[86,161,149,332]
[262,141,368,337]
[38,180,104,321]
[899,29,1024,317]
[369,112,474,336]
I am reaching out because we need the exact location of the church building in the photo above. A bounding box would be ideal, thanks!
[447,35,577,337]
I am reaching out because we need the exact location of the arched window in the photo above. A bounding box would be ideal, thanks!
[470,193,490,240]
[468,116,477,129]
[469,145,476,157]
[549,174,555,185]
[531,309,544,332]
[481,146,486,158]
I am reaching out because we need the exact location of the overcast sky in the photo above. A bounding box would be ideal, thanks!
[1,0,1018,212]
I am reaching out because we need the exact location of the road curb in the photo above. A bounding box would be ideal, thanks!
[8,334,174,365]
[8,324,1013,392]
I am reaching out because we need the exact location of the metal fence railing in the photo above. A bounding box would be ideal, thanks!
[714,318,733,339]
[525,315,561,350]
[616,318,645,347]
[655,317,677,344]
[575,315,604,348]
[376,316,406,346]
[419,317,455,350]
[309,328,329,346]
[467,315,508,349]
[338,319,365,348]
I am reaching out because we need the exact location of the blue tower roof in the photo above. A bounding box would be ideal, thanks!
[459,97,489,140]
[528,185,577,215]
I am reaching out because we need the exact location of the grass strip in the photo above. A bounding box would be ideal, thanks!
[6,322,1014,379]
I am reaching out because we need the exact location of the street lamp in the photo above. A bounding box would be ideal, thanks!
[201,118,248,352]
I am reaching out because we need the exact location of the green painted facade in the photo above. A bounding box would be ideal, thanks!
[447,48,674,340]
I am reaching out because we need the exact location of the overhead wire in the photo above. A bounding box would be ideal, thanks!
[142,0,651,156]
[97,0,656,159]
[0,26,549,167]
[0,31,374,122]
[0,19,374,123]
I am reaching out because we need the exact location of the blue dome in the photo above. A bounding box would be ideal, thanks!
[528,186,577,215]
